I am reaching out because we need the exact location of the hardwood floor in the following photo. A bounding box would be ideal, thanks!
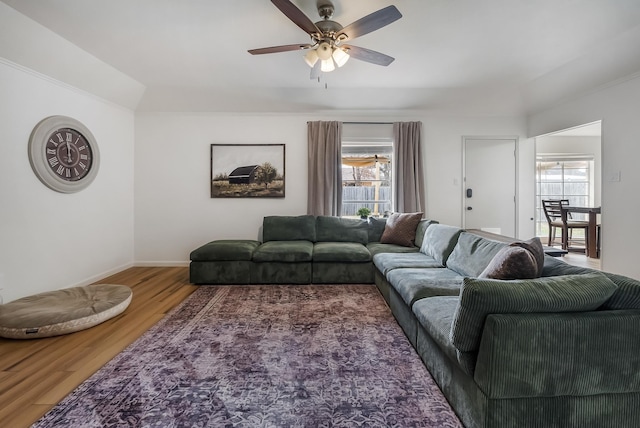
[0,266,197,428]
[558,252,602,270]
[0,256,602,427]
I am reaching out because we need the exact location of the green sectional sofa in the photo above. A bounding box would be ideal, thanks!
[190,215,640,427]
[190,214,435,285]
[374,224,640,428]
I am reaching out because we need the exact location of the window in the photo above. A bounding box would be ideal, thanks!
[536,155,594,237]
[341,140,393,217]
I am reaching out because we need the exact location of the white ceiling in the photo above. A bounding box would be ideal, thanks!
[3,0,640,114]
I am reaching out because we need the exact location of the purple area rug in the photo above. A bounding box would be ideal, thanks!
[34,285,462,427]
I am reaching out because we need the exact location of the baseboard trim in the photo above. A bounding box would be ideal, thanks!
[72,262,135,287]
[134,261,190,267]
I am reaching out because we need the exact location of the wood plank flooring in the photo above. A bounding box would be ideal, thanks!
[0,266,197,428]
[0,257,600,427]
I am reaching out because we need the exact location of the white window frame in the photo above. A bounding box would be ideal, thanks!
[341,138,394,217]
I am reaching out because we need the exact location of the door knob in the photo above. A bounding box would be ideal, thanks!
[467,207,473,211]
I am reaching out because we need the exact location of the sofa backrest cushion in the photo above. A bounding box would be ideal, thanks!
[419,224,463,265]
[380,212,424,247]
[446,232,506,277]
[414,219,439,249]
[479,237,544,280]
[316,216,369,244]
[367,217,387,242]
[600,272,640,310]
[262,215,316,242]
[542,255,593,277]
[450,273,619,354]
[541,256,640,310]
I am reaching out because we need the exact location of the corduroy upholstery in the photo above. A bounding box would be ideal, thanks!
[373,225,640,428]
[419,224,463,265]
[450,273,618,358]
[189,215,435,284]
[446,232,506,277]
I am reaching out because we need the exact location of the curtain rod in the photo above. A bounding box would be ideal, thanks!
[343,121,394,125]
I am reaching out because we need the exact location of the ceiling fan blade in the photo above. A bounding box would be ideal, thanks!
[339,5,402,40]
[343,45,395,66]
[271,0,321,35]
[248,43,312,55]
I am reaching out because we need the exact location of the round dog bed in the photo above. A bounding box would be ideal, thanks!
[0,284,132,339]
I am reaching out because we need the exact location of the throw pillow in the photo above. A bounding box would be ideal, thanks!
[479,237,544,280]
[511,237,545,277]
[379,212,423,247]
[479,246,538,280]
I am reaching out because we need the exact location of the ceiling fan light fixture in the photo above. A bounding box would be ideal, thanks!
[304,49,319,67]
[320,58,336,72]
[332,47,350,67]
[316,42,333,61]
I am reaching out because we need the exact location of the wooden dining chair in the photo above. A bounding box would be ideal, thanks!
[541,199,589,252]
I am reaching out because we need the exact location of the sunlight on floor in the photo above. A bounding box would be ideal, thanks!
[560,252,601,270]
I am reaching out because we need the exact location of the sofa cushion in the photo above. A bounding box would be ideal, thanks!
[386,268,463,308]
[542,255,593,277]
[262,215,316,242]
[600,272,640,310]
[380,212,423,247]
[252,241,314,262]
[366,242,421,256]
[414,219,438,249]
[419,224,463,265]
[413,296,460,362]
[367,217,387,242]
[316,216,369,244]
[190,240,261,261]
[479,239,543,280]
[313,242,371,262]
[446,232,506,277]
[373,252,443,275]
[450,273,619,354]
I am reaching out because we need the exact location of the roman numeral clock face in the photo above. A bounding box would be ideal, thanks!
[46,129,93,181]
[28,116,100,193]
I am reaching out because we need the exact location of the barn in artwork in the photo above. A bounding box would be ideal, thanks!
[228,165,259,184]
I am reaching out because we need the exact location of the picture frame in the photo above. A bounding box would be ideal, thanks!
[211,144,285,198]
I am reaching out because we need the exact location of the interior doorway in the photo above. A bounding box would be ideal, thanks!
[534,121,602,263]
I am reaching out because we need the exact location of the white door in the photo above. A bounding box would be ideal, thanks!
[463,138,516,237]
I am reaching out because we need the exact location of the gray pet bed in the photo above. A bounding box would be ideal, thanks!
[0,284,132,339]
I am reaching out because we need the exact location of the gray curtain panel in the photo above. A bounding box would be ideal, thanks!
[393,121,426,213]
[307,121,343,216]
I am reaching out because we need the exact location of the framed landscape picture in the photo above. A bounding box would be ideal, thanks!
[211,144,285,198]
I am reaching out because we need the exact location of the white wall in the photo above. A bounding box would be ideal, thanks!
[423,117,534,238]
[134,113,529,264]
[529,74,640,278]
[0,60,135,302]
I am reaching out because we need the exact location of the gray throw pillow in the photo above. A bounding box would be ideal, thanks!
[380,212,423,247]
[479,237,544,280]
[511,237,544,277]
[479,246,538,280]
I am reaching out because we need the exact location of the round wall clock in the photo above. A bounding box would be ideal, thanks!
[28,116,100,193]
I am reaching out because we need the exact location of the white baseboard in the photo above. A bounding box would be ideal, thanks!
[71,262,135,287]
[134,261,190,267]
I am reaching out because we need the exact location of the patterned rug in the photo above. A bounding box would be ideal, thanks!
[34,285,462,427]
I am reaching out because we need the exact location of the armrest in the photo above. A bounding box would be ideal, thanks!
[474,310,640,399]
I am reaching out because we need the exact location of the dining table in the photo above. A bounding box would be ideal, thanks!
[561,206,601,258]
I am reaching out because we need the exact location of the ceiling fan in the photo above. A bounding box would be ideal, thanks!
[248,0,402,77]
